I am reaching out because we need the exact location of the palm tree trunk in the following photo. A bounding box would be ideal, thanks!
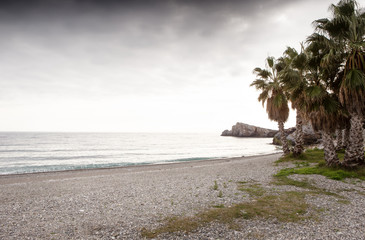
[343,112,364,167]
[343,125,350,149]
[335,128,344,150]
[278,121,290,155]
[322,131,339,167]
[293,110,304,156]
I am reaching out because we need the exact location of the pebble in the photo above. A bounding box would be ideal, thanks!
[0,153,364,239]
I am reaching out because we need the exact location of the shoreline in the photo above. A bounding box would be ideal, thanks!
[0,152,281,179]
[1,152,283,239]
[1,151,365,239]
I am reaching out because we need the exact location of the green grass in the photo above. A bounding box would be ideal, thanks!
[275,148,365,181]
[276,148,324,164]
[212,204,225,208]
[218,190,223,198]
[237,181,249,184]
[273,170,346,197]
[213,180,219,190]
[336,199,351,204]
[276,163,365,181]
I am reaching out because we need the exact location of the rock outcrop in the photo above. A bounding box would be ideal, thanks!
[272,123,321,146]
[221,122,278,138]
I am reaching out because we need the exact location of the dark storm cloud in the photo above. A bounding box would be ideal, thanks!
[0,0,303,51]
[0,0,303,42]
[0,0,301,19]
[0,0,306,100]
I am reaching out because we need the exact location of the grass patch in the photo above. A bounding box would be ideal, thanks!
[276,148,324,164]
[275,148,365,181]
[213,180,218,190]
[273,175,316,190]
[218,190,223,198]
[237,182,265,197]
[141,148,361,238]
[212,204,225,208]
[272,168,352,209]
[141,216,200,238]
[336,199,351,204]
[274,165,351,200]
[237,181,249,184]
[141,191,309,238]
[273,151,355,204]
[275,165,365,181]
[238,191,308,222]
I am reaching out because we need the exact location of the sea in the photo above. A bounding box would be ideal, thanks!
[0,132,281,175]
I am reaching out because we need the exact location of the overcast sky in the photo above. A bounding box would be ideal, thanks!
[0,0,337,133]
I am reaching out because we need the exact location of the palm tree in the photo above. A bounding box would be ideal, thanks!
[304,38,346,166]
[280,46,308,156]
[312,0,365,167]
[251,57,290,155]
[335,115,350,150]
[306,37,349,152]
[305,85,341,166]
[343,120,351,148]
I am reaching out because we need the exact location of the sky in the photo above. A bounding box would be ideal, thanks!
[0,0,339,133]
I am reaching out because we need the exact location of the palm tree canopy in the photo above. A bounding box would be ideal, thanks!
[251,57,289,122]
[306,85,341,132]
[314,0,365,46]
[311,0,365,115]
[279,46,309,111]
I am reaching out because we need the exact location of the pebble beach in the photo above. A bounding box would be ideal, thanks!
[1,153,365,239]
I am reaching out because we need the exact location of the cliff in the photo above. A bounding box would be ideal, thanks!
[221,122,278,138]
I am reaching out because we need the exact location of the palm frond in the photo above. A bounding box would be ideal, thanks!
[283,47,298,59]
[266,57,275,69]
[343,69,365,89]
[250,79,267,90]
[258,90,269,107]
[292,53,307,70]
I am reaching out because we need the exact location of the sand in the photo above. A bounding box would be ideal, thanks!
[1,153,365,239]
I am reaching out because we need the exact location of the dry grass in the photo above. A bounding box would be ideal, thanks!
[237,182,265,197]
[141,191,309,238]
[141,148,362,238]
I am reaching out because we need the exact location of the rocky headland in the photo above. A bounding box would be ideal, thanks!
[221,122,278,137]
[222,122,321,146]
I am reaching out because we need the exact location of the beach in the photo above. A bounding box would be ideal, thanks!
[1,153,365,239]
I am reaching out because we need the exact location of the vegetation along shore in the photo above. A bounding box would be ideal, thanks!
[250,0,365,168]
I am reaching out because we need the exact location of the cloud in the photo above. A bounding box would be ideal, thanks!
[0,0,335,131]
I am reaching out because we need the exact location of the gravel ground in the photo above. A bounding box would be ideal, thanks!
[0,153,364,239]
